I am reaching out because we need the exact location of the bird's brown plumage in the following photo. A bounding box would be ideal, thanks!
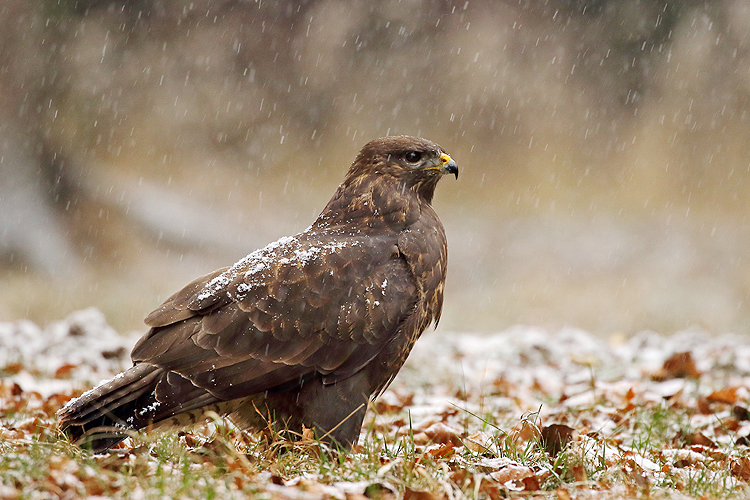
[57,136,458,452]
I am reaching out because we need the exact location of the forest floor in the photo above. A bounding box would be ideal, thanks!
[2,308,750,499]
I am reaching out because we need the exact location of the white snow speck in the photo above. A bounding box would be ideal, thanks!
[137,400,161,417]
[196,235,299,301]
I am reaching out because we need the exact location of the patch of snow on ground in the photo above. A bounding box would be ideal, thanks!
[393,325,750,449]
[0,308,139,395]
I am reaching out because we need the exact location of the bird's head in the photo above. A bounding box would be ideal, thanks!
[349,136,458,204]
[316,136,458,230]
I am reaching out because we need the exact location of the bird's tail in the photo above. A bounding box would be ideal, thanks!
[57,363,165,452]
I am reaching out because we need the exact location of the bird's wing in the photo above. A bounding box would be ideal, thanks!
[132,231,417,401]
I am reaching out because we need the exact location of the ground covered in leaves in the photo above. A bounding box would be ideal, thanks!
[2,309,750,499]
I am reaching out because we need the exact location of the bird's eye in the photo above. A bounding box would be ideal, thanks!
[404,151,422,164]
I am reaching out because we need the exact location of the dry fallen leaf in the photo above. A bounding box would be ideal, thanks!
[475,479,502,500]
[489,464,536,484]
[733,405,750,421]
[731,456,750,481]
[9,382,23,397]
[541,424,575,457]
[425,442,455,459]
[651,351,700,381]
[464,431,493,453]
[1,364,23,376]
[374,391,414,413]
[521,475,541,491]
[696,397,712,415]
[53,363,78,379]
[490,377,514,397]
[706,386,739,405]
[673,430,716,448]
[15,418,42,434]
[509,420,541,449]
[715,416,740,434]
[412,422,463,446]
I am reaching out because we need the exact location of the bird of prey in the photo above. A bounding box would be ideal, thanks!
[58,136,458,452]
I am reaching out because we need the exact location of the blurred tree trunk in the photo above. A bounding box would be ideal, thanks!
[0,0,78,276]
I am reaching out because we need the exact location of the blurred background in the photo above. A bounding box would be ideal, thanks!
[1,0,750,336]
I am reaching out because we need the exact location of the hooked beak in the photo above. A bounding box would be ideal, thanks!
[438,152,459,180]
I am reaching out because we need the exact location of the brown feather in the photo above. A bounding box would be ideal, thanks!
[58,136,457,451]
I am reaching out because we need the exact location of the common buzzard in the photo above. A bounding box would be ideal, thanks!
[58,136,458,452]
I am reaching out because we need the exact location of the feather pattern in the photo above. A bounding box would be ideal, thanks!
[57,136,457,451]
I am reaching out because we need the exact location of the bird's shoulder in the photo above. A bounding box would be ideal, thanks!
[143,228,404,330]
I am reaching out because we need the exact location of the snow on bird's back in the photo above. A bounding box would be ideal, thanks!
[195,233,362,301]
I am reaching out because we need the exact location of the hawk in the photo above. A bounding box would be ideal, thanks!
[58,136,458,452]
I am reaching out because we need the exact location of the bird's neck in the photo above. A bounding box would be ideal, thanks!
[313,173,428,232]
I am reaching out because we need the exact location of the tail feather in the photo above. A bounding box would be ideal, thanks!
[57,363,231,452]
[57,363,165,451]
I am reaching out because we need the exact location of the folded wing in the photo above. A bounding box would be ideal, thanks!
[131,231,418,415]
